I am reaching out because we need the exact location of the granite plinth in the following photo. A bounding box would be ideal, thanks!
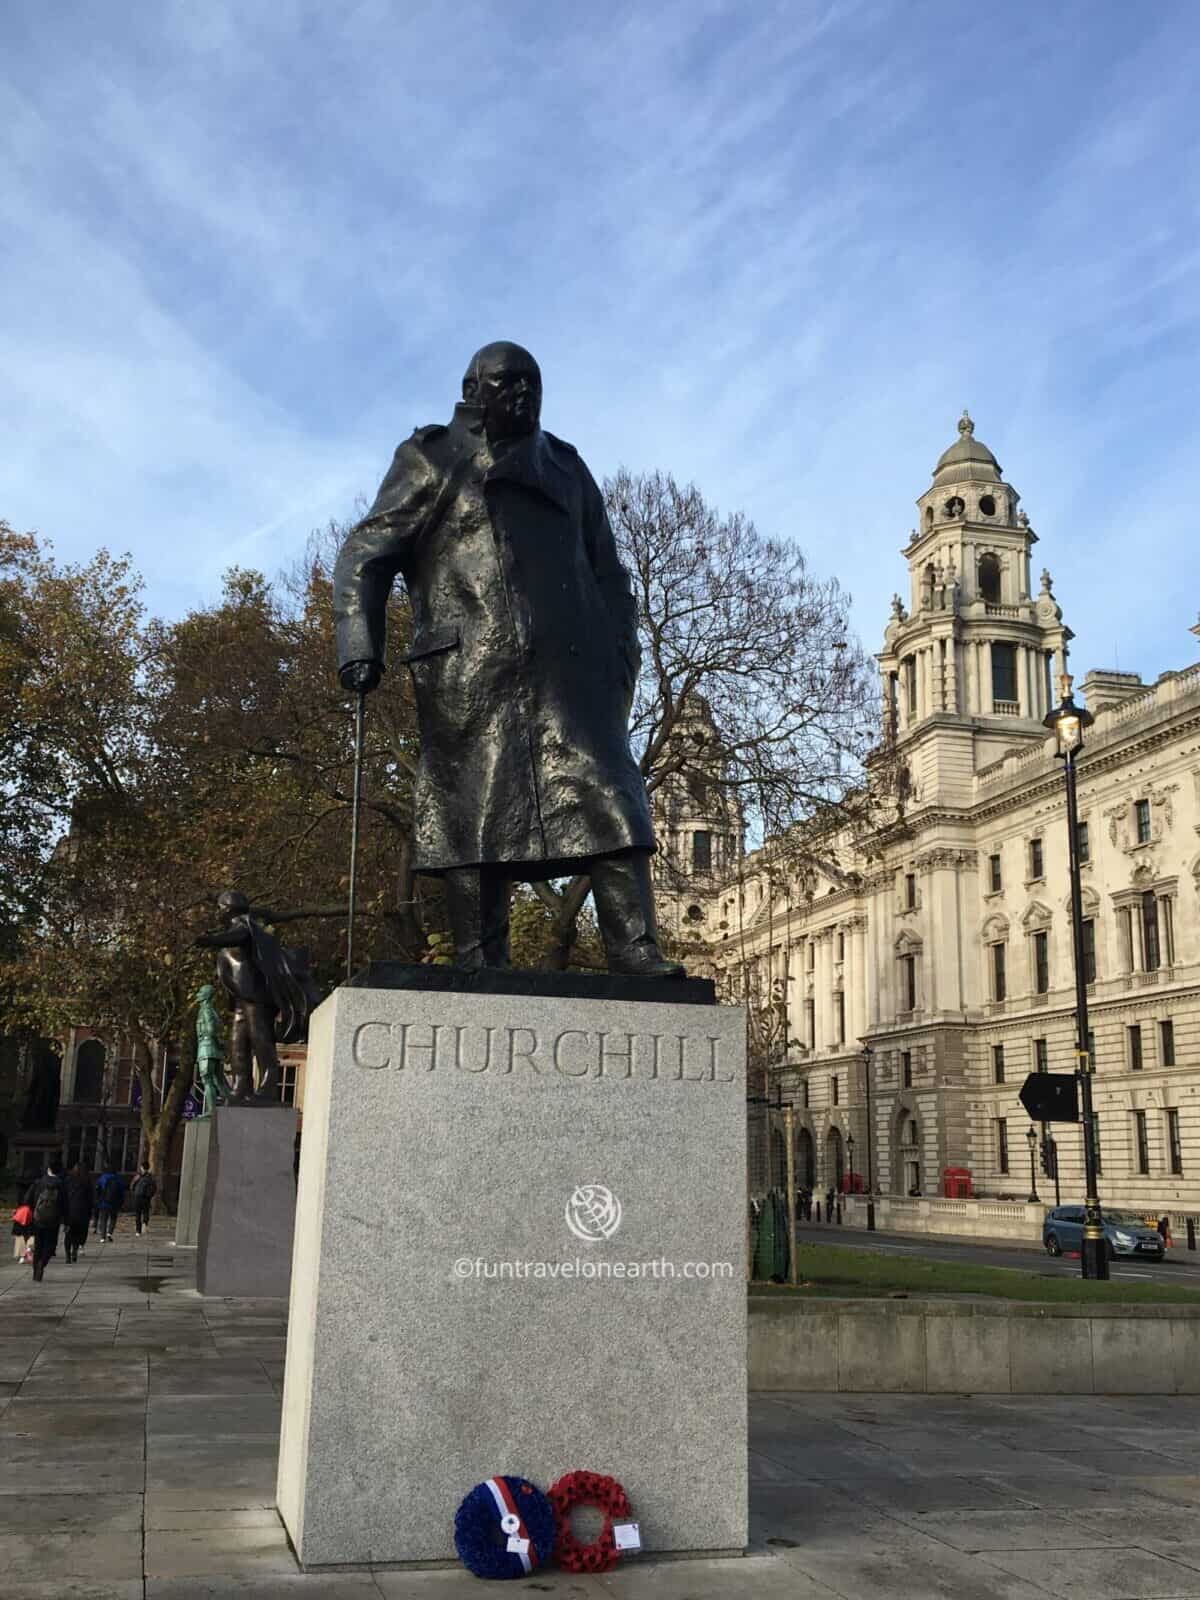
[173,1117,211,1248]
[348,959,716,1005]
[277,982,747,1569]
[196,1106,298,1299]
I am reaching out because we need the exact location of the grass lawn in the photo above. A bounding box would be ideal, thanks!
[750,1242,1200,1305]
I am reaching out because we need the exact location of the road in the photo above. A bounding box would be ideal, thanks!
[795,1219,1200,1282]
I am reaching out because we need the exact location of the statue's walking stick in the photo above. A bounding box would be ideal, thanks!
[346,688,367,982]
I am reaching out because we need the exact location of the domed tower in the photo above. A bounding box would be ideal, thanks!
[877,412,1071,805]
[651,694,743,941]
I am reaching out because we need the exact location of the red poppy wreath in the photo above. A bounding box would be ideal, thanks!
[547,1470,635,1574]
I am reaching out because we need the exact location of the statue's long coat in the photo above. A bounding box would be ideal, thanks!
[333,407,655,875]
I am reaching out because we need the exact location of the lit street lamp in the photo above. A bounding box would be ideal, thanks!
[1025,1123,1039,1205]
[1044,674,1107,1280]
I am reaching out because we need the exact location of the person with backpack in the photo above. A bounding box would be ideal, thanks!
[63,1164,94,1263]
[95,1166,125,1242]
[23,1159,67,1281]
[131,1165,157,1235]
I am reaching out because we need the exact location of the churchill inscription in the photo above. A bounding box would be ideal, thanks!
[349,1020,733,1081]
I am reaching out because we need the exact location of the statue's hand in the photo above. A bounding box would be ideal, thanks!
[340,660,383,694]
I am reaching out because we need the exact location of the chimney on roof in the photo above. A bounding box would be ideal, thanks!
[1079,669,1145,714]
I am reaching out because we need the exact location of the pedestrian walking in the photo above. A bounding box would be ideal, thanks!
[825,1187,834,1223]
[23,1159,67,1281]
[95,1166,126,1242]
[131,1165,157,1235]
[1158,1214,1173,1248]
[63,1164,93,1263]
[11,1201,34,1262]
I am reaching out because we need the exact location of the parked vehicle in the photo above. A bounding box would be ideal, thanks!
[1043,1205,1166,1260]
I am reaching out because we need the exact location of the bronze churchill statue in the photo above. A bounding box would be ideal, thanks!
[333,341,684,978]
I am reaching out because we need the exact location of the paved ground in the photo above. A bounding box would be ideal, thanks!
[801,1219,1200,1282]
[4,1221,1200,1598]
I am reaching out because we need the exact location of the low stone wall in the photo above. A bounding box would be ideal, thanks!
[841,1194,1046,1242]
[749,1296,1200,1395]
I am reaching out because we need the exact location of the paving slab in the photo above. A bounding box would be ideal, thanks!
[981,1545,1200,1598]
[781,1542,1067,1599]
[0,1530,144,1581]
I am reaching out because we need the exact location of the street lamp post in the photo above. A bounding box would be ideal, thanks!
[1025,1123,1039,1205]
[1044,674,1108,1280]
[846,1132,855,1193]
[860,1041,876,1231]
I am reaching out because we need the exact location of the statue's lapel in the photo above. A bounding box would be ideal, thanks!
[484,430,572,515]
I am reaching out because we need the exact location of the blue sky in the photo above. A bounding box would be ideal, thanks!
[3,1,1198,686]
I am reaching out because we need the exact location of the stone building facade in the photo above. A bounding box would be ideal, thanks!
[658,415,1200,1215]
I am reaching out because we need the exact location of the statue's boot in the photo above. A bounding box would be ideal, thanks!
[444,868,512,969]
[592,851,686,979]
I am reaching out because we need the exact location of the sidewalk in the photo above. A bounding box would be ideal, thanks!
[4,1220,1200,1598]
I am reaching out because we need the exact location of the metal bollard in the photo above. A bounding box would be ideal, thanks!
[1188,1217,1197,1251]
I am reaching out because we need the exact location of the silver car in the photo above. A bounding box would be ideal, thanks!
[1043,1206,1165,1260]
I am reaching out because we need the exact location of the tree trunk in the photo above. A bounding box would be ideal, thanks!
[534,875,592,971]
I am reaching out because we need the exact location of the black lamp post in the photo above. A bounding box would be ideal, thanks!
[1044,674,1108,1280]
[1025,1123,1039,1205]
[846,1132,855,1191]
[859,1041,877,1230]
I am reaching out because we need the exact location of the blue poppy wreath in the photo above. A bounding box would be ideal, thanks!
[454,1475,556,1580]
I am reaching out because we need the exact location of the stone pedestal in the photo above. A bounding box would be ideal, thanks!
[173,1117,211,1248]
[277,981,747,1569]
[196,1106,298,1298]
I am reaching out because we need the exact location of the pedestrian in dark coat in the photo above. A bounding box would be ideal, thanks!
[24,1160,67,1281]
[64,1165,93,1262]
[131,1166,157,1235]
[333,342,682,978]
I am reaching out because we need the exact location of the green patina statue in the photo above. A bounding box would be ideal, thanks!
[195,984,228,1118]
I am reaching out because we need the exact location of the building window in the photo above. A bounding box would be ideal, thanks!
[989,852,1002,892]
[979,552,1002,603]
[1118,905,1134,971]
[806,999,815,1050]
[993,1044,1005,1084]
[1029,837,1044,880]
[905,872,916,909]
[802,1078,810,1109]
[1168,1108,1183,1175]
[1142,892,1161,972]
[692,830,712,872]
[997,1118,1009,1175]
[1135,799,1152,845]
[836,992,846,1045]
[837,930,845,961]
[908,1117,919,1147]
[1035,1037,1049,1073]
[902,1050,912,1089]
[73,1040,106,1104]
[280,1063,298,1107]
[807,941,815,970]
[1077,821,1090,864]
[1129,1024,1143,1072]
[1033,931,1049,995]
[832,1075,839,1107]
[1086,1029,1096,1070]
[991,942,1007,1002]
[1081,918,1096,985]
[1161,1020,1176,1067]
[903,656,917,717]
[1135,1111,1150,1175]
[991,641,1017,705]
[901,954,917,1011]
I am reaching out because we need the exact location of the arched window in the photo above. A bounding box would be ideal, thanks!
[73,1040,106,1103]
[925,506,934,527]
[978,552,1001,603]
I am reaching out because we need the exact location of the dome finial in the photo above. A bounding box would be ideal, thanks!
[958,409,974,437]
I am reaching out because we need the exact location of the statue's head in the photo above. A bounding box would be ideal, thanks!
[462,341,541,445]
[196,984,214,1002]
[217,889,250,922]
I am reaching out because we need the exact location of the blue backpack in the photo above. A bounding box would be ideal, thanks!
[100,1173,125,1209]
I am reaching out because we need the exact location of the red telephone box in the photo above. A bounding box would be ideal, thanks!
[942,1166,973,1199]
